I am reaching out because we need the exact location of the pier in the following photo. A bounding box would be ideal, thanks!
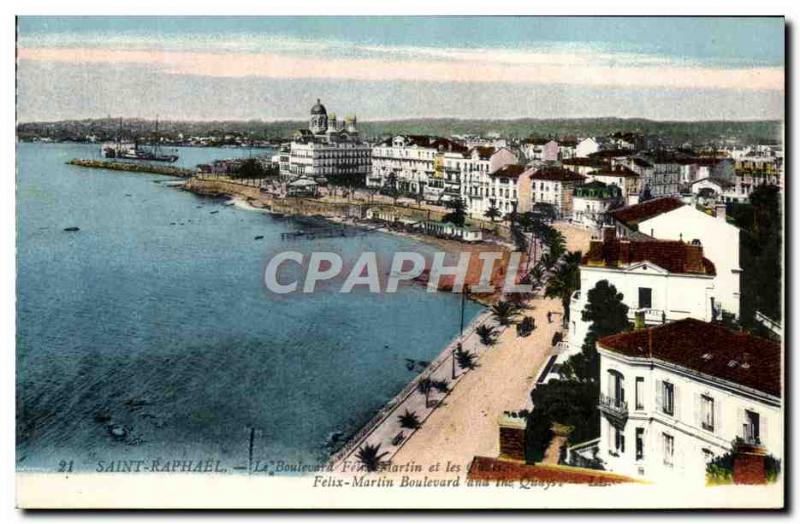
[67,159,195,178]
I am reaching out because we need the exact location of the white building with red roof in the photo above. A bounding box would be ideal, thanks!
[595,318,781,483]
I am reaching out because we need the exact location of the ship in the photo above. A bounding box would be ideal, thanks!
[100,118,179,163]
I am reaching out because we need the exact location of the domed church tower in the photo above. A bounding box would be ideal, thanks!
[309,98,328,135]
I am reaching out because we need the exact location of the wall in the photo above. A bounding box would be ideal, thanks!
[598,349,781,483]
[638,205,741,318]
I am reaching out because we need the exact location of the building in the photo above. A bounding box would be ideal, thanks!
[584,165,641,205]
[610,198,741,318]
[568,227,718,353]
[528,166,586,218]
[522,138,560,162]
[368,135,468,203]
[571,181,622,230]
[459,147,520,217]
[596,318,781,483]
[576,138,599,158]
[639,154,682,198]
[280,99,371,184]
[561,157,610,177]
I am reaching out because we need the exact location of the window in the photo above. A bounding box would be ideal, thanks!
[701,395,715,432]
[702,448,714,464]
[636,428,645,461]
[662,381,675,416]
[744,410,760,444]
[635,377,645,410]
[662,433,674,466]
[615,428,625,454]
[638,287,652,309]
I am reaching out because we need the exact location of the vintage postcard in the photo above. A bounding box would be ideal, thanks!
[14,15,785,509]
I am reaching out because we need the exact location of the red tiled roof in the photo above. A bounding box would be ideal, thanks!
[471,146,497,160]
[530,166,585,183]
[610,197,684,226]
[588,149,633,159]
[582,236,715,276]
[468,457,636,485]
[598,318,782,397]
[489,164,527,178]
[561,157,610,169]
[588,165,640,178]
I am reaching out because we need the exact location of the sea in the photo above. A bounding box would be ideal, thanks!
[16,142,483,473]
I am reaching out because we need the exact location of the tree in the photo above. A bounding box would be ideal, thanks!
[356,443,389,472]
[232,157,266,179]
[524,380,600,464]
[455,347,477,370]
[491,300,519,326]
[528,264,545,293]
[433,379,450,393]
[484,203,502,223]
[559,279,629,383]
[544,250,581,327]
[385,172,400,205]
[443,197,467,227]
[475,324,497,346]
[416,377,434,408]
[398,409,421,430]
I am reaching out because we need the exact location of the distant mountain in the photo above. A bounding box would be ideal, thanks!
[16,117,782,145]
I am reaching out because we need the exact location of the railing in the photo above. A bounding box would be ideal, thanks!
[598,392,628,422]
[631,308,666,325]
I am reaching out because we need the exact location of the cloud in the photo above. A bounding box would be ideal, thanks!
[18,46,784,91]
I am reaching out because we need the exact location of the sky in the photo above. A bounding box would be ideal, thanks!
[16,16,785,122]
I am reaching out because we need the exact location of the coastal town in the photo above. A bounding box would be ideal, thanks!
[51,98,783,487]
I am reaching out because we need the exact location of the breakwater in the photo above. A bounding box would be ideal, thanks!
[67,159,195,177]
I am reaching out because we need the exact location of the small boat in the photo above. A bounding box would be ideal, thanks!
[63,226,80,232]
[254,235,264,240]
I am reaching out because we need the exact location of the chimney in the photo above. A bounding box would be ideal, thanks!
[685,244,704,273]
[715,203,727,222]
[602,225,616,244]
[498,412,528,461]
[733,443,768,485]
[619,239,631,265]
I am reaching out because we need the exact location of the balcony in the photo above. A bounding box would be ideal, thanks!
[598,393,628,425]
[631,308,666,327]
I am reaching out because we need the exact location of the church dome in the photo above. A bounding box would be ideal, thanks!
[310,98,327,116]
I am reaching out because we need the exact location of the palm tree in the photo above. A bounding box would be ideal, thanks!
[417,377,434,407]
[398,409,421,430]
[356,443,389,472]
[545,250,581,327]
[455,347,477,370]
[540,251,559,271]
[529,264,545,292]
[433,379,450,393]
[491,300,519,326]
[484,203,502,223]
[475,324,497,346]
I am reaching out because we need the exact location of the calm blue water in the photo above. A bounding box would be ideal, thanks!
[16,143,482,472]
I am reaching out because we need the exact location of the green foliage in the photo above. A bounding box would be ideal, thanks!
[443,197,467,227]
[433,379,450,393]
[231,158,268,179]
[398,409,421,430]
[524,380,600,464]
[484,204,502,223]
[728,185,782,324]
[544,250,581,326]
[416,377,434,407]
[475,324,497,346]
[356,443,389,472]
[455,347,477,370]
[491,301,520,326]
[560,280,630,383]
[17,117,783,145]
[705,443,782,485]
